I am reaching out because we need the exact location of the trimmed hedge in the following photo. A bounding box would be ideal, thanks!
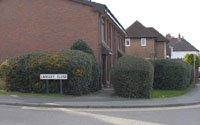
[71,39,101,92]
[0,50,97,95]
[111,55,154,98]
[152,59,193,90]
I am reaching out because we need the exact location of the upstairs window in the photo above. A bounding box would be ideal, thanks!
[125,39,131,47]
[141,38,146,46]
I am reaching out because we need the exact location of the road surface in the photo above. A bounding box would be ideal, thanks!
[1,105,200,125]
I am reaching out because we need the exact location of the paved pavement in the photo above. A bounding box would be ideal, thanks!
[0,82,200,108]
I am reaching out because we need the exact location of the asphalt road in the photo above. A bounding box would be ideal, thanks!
[1,105,200,125]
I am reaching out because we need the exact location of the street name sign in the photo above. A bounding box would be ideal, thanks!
[40,74,68,95]
[40,74,68,80]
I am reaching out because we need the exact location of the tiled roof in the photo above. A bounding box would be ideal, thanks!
[126,21,156,38]
[168,38,199,51]
[147,27,169,42]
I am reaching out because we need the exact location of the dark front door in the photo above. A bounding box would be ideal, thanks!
[102,54,111,87]
[102,55,107,87]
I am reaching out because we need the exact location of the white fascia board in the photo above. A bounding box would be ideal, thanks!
[105,9,126,35]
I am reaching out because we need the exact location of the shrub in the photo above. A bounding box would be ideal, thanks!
[152,59,193,90]
[0,50,96,95]
[180,60,194,84]
[71,40,100,92]
[0,78,5,90]
[111,55,154,98]
[71,39,94,55]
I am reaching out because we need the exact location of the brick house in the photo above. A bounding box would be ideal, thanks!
[125,21,168,59]
[0,0,126,86]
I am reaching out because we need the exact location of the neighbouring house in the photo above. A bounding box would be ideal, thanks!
[0,0,127,86]
[125,21,168,59]
[166,34,199,59]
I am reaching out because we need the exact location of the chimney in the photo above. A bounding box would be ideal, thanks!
[178,33,181,41]
[166,33,172,40]
[178,33,181,39]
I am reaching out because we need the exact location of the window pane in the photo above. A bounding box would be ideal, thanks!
[141,38,146,46]
[125,39,130,46]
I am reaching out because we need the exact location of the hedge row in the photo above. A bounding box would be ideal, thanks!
[152,59,194,90]
[111,56,194,98]
[111,55,154,98]
[0,50,99,95]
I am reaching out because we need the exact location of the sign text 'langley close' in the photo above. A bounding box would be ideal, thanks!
[40,74,68,80]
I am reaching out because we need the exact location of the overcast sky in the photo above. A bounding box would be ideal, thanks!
[93,0,200,50]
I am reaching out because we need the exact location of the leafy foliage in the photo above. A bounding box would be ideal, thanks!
[152,59,193,90]
[111,55,154,98]
[183,53,200,67]
[71,39,94,55]
[71,39,101,92]
[0,50,97,95]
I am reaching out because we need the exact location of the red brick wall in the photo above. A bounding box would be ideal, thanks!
[102,17,125,84]
[155,42,166,59]
[126,38,155,58]
[0,0,100,63]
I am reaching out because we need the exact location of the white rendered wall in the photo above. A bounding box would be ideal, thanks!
[171,51,199,59]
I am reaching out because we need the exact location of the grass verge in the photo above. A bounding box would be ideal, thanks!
[0,90,71,98]
[151,84,195,98]
[0,79,71,98]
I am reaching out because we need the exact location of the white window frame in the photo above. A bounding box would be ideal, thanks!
[125,39,131,47]
[141,38,146,47]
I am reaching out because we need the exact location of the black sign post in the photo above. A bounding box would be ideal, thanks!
[60,80,63,95]
[46,80,49,93]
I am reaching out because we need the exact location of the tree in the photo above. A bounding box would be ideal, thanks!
[183,53,200,67]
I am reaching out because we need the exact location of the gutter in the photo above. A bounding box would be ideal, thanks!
[104,7,127,35]
[71,0,127,36]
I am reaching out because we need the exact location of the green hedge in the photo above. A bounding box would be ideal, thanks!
[71,39,101,92]
[111,55,154,98]
[0,50,97,95]
[152,59,193,90]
